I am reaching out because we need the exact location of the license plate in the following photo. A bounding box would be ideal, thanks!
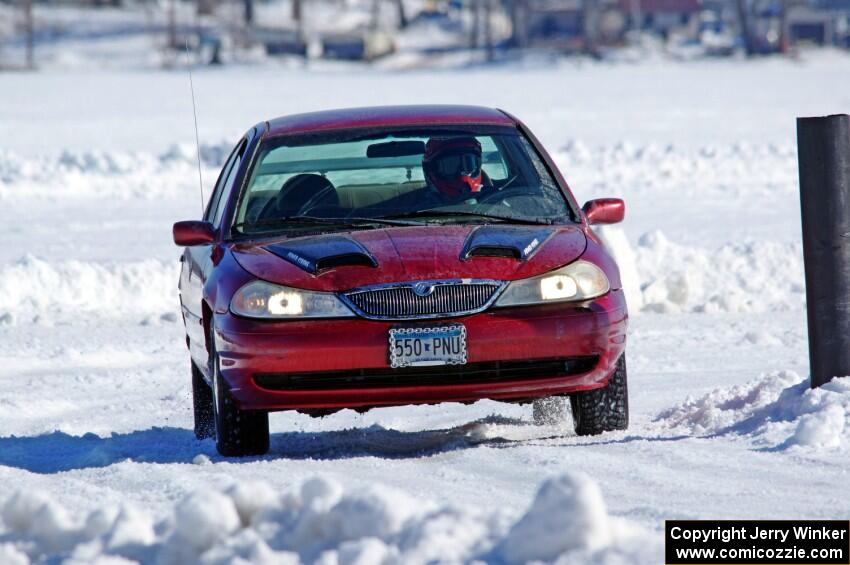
[389,325,467,368]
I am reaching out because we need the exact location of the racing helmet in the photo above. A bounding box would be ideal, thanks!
[422,136,484,199]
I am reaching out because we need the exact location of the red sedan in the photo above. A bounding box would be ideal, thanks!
[174,105,628,456]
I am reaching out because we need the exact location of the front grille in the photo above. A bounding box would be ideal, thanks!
[254,356,598,391]
[343,281,502,320]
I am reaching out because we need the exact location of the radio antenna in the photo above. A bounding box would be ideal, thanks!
[185,38,205,214]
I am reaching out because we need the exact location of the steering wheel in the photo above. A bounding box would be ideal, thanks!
[471,186,533,213]
[296,183,337,216]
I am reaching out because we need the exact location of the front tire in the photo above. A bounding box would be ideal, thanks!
[570,355,629,436]
[209,323,269,456]
[192,362,215,440]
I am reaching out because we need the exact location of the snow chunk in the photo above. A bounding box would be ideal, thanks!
[396,506,497,563]
[102,505,156,550]
[792,405,846,448]
[324,486,419,542]
[0,544,29,565]
[264,478,420,560]
[301,476,343,511]
[499,473,611,563]
[226,481,280,527]
[171,489,241,552]
[2,490,55,534]
[335,537,395,565]
[1,490,79,553]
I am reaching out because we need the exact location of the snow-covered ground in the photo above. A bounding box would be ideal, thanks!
[2,53,850,563]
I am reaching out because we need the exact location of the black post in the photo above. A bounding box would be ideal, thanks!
[797,114,850,388]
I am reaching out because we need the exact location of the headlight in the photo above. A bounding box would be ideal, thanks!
[230,280,354,319]
[494,261,610,307]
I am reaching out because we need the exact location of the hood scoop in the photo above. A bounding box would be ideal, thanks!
[460,225,554,262]
[264,235,378,275]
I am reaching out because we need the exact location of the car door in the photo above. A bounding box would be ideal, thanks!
[181,136,249,369]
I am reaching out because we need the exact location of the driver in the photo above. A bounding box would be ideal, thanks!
[422,136,487,203]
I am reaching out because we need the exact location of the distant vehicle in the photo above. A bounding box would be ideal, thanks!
[321,29,394,61]
[174,105,629,456]
[249,28,308,57]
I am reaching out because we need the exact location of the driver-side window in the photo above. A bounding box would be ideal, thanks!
[478,136,508,181]
[206,139,247,228]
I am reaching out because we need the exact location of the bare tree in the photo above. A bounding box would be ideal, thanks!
[471,0,481,48]
[371,0,380,30]
[167,0,176,49]
[483,0,494,61]
[778,0,790,53]
[509,0,529,48]
[735,0,757,55]
[629,0,642,33]
[583,0,599,56]
[24,0,34,69]
[292,0,303,41]
[244,0,254,26]
[395,0,408,29]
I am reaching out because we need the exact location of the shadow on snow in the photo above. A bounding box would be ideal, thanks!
[0,415,525,473]
[0,415,679,474]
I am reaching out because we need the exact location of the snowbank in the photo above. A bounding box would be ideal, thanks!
[598,227,804,314]
[1,141,797,202]
[0,473,661,564]
[656,371,850,450]
[0,143,230,200]
[0,230,803,323]
[0,229,803,323]
[554,141,798,201]
[634,231,805,313]
[0,255,178,320]
[0,139,806,316]
[595,226,643,311]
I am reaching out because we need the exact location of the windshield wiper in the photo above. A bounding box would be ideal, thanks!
[379,209,554,225]
[232,215,423,234]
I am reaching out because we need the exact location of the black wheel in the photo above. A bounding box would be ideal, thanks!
[209,325,269,457]
[570,355,629,436]
[192,362,215,440]
[532,396,567,425]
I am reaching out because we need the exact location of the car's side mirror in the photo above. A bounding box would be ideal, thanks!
[582,198,625,225]
[173,221,215,246]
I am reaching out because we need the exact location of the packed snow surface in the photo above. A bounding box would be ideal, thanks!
[2,53,850,564]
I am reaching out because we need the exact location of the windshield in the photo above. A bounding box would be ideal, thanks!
[233,127,571,236]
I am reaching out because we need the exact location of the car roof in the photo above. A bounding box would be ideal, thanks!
[265,105,517,138]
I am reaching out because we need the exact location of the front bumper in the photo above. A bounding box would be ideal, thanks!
[214,290,627,411]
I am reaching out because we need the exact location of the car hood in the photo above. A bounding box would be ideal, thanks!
[230,224,587,292]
